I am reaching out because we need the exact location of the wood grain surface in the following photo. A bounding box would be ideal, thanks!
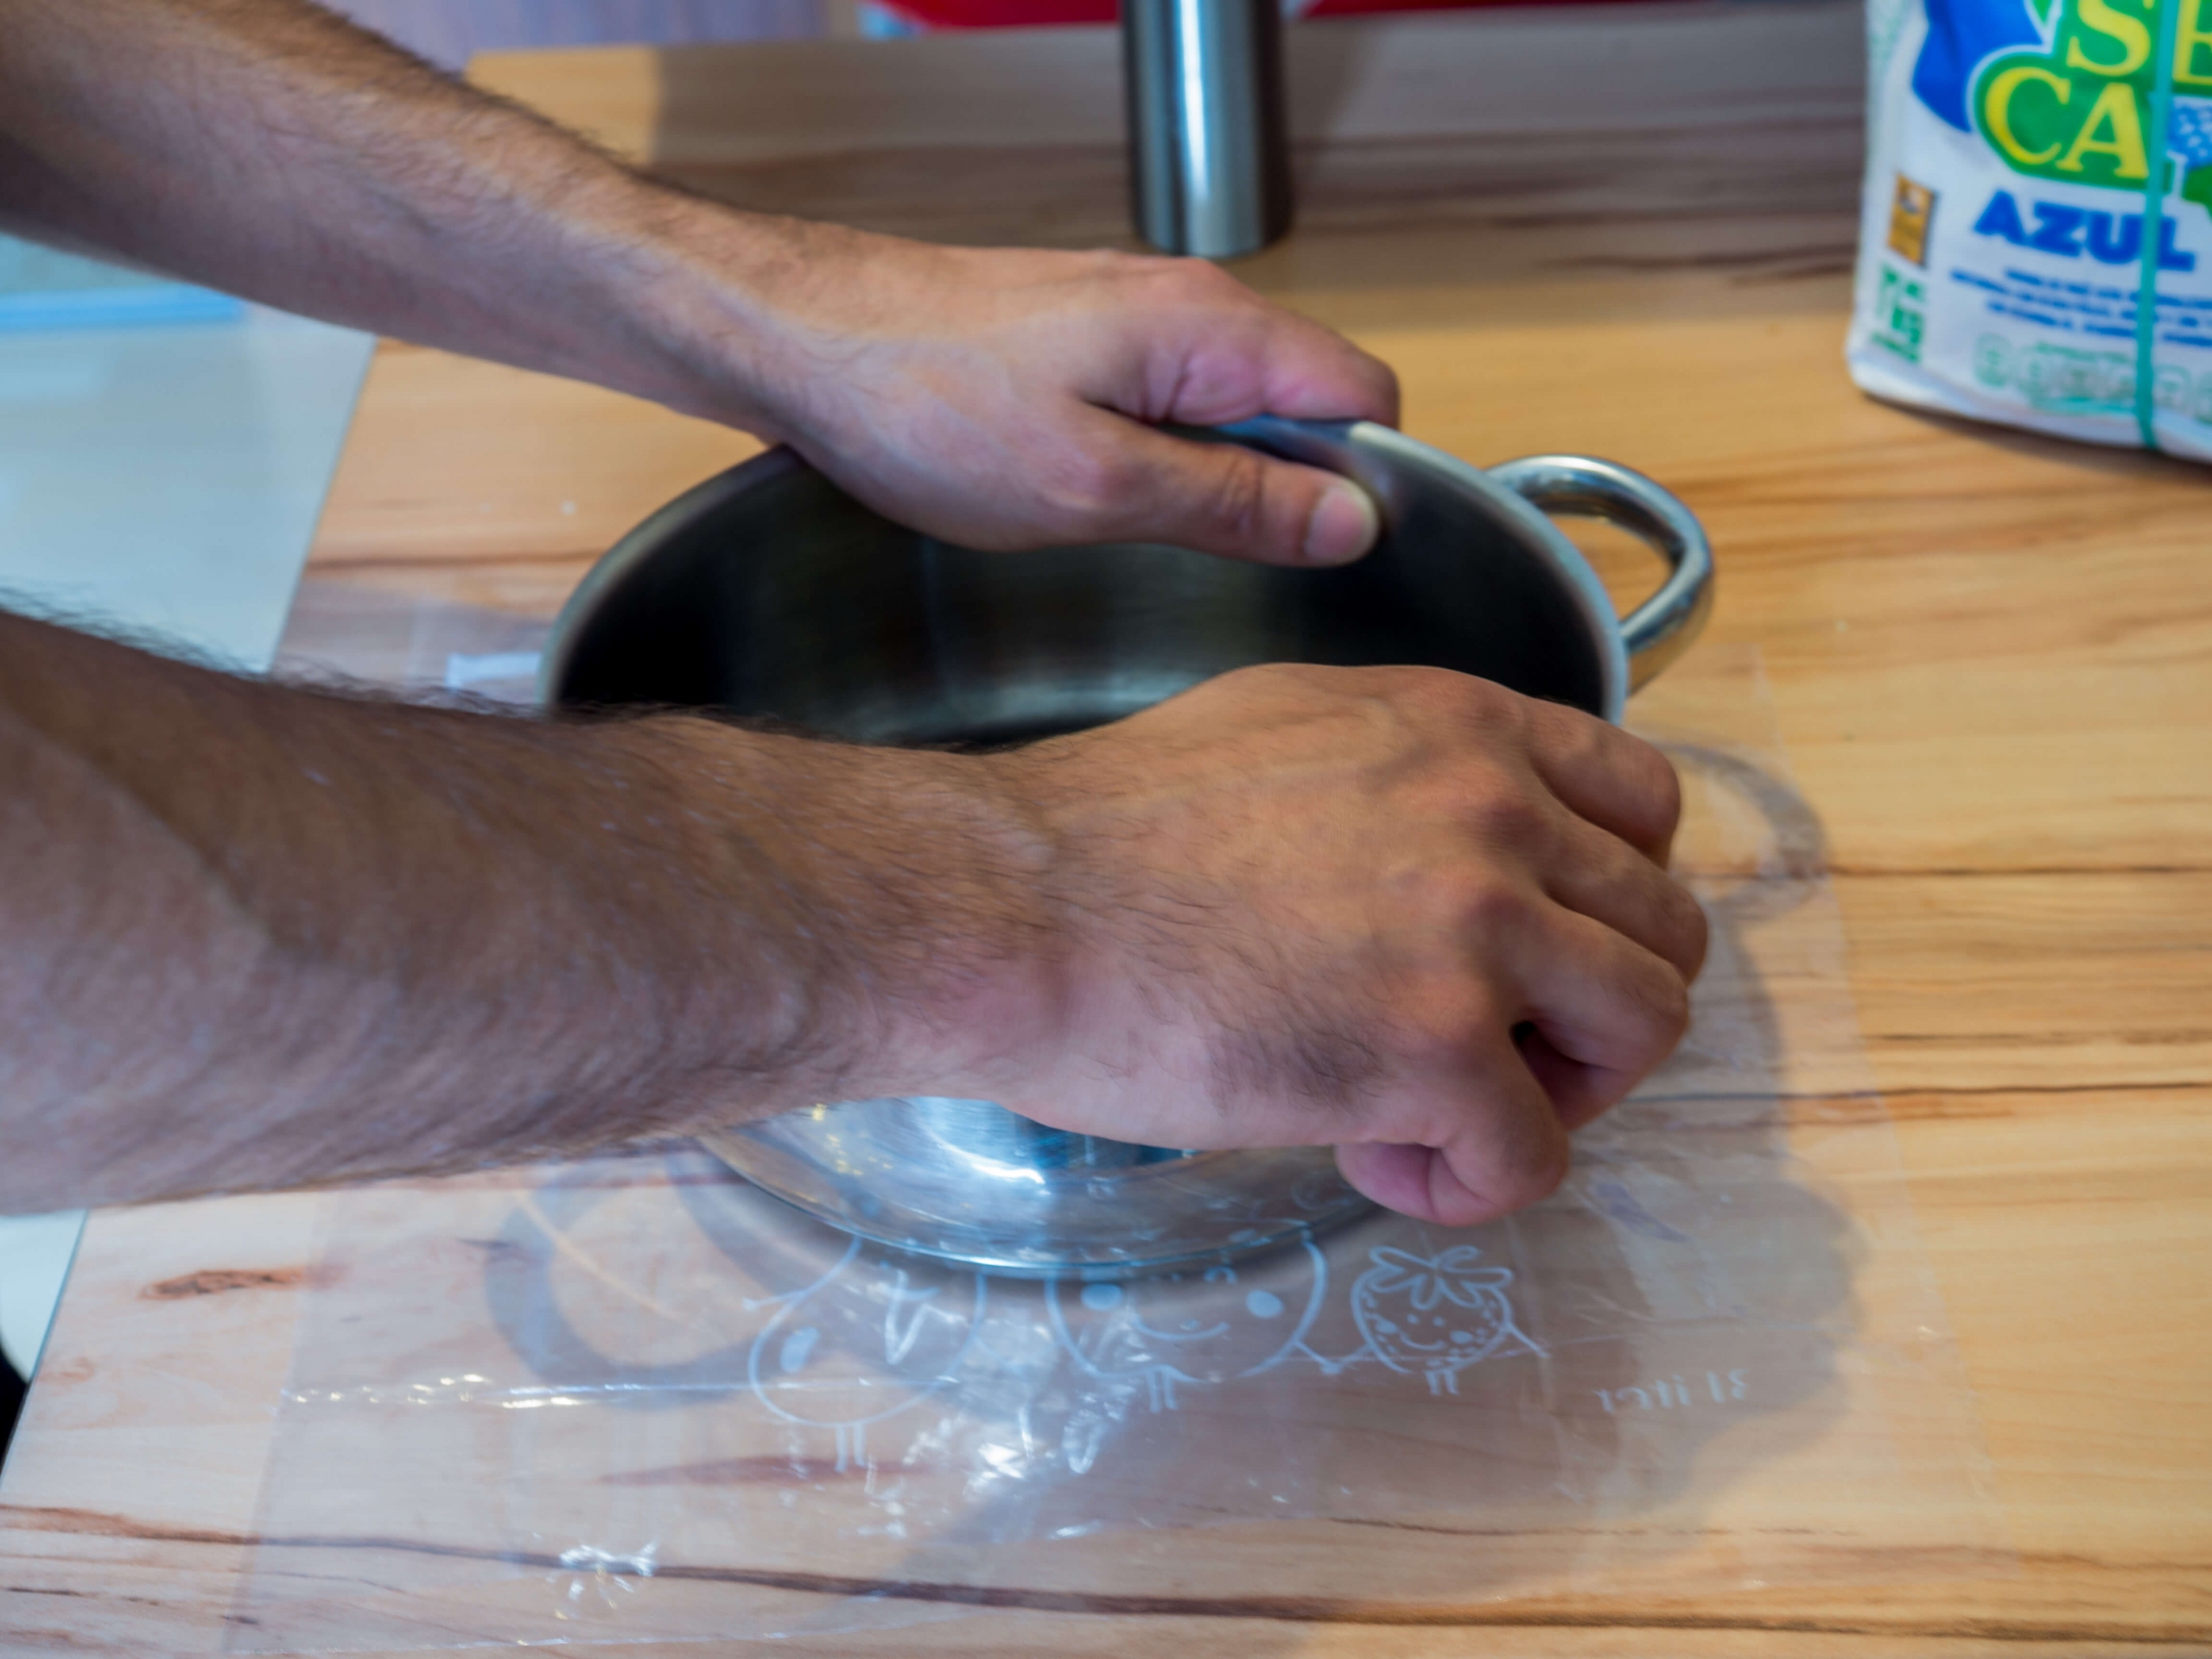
[3,4,2209,1653]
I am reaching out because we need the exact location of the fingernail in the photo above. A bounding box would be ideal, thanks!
[1301,480,1381,565]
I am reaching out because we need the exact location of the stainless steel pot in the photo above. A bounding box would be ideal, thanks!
[541,416,1713,1279]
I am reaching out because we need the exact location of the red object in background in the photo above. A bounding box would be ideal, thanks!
[885,0,1654,29]
[887,0,1108,22]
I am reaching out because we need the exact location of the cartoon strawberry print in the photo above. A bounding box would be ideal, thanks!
[1350,1245,1537,1394]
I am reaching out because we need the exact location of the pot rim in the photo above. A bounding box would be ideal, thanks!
[538,421,1634,723]
[1221,416,1630,720]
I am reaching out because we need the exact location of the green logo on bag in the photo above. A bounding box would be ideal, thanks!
[1974,0,2209,200]
[1872,266,1929,360]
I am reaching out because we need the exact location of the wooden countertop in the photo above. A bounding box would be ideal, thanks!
[4,5,2209,1653]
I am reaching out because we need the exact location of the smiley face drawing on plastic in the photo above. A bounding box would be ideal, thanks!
[1047,1240,1327,1411]
[1350,1245,1541,1395]
[747,1238,986,1469]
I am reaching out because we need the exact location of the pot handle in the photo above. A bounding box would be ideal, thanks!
[1484,455,1715,691]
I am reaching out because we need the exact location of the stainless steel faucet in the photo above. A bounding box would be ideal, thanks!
[1122,0,1293,260]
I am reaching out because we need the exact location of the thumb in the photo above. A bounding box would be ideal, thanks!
[1083,413,1382,568]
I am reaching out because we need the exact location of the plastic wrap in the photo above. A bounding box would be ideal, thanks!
[227,646,2009,1650]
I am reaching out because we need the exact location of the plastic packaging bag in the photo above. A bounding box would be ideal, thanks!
[1851,0,2212,458]
[228,647,2009,1651]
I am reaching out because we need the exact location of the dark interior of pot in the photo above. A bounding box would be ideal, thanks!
[549,454,1608,741]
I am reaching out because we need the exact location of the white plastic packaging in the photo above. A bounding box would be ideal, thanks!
[1851,0,2212,459]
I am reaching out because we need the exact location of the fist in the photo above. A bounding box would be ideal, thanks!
[975,664,1707,1226]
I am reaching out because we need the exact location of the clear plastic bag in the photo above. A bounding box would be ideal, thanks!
[229,646,2008,1650]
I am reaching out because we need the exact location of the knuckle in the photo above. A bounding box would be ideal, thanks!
[1430,668,1517,721]
[1490,1135,1571,1211]
[1639,746,1686,836]
[1665,884,1711,976]
[1503,680,1570,729]
[1166,255,1240,302]
[1459,871,1534,935]
[1088,247,1177,290]
[1632,963,1694,1053]
[1216,660,1316,708]
[1367,356,1405,413]
[1240,659,1306,694]
[1034,442,1130,525]
[1352,666,1516,736]
[1396,861,1530,941]
[1086,246,1147,276]
[1381,974,1495,1067]
[1123,251,1233,308]
[1202,448,1270,543]
[1465,785,1550,851]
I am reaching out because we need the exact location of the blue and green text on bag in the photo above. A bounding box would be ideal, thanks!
[1851,0,2210,457]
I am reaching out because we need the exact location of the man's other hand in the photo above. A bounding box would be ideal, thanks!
[679,228,1400,568]
[859,664,1707,1227]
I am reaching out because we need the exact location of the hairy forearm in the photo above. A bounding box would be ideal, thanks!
[0,0,791,421]
[0,611,1055,1212]
[0,0,1406,570]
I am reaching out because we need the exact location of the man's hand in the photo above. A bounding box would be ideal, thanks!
[0,610,1697,1224]
[0,0,1395,565]
[840,666,1707,1227]
[662,226,1397,567]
